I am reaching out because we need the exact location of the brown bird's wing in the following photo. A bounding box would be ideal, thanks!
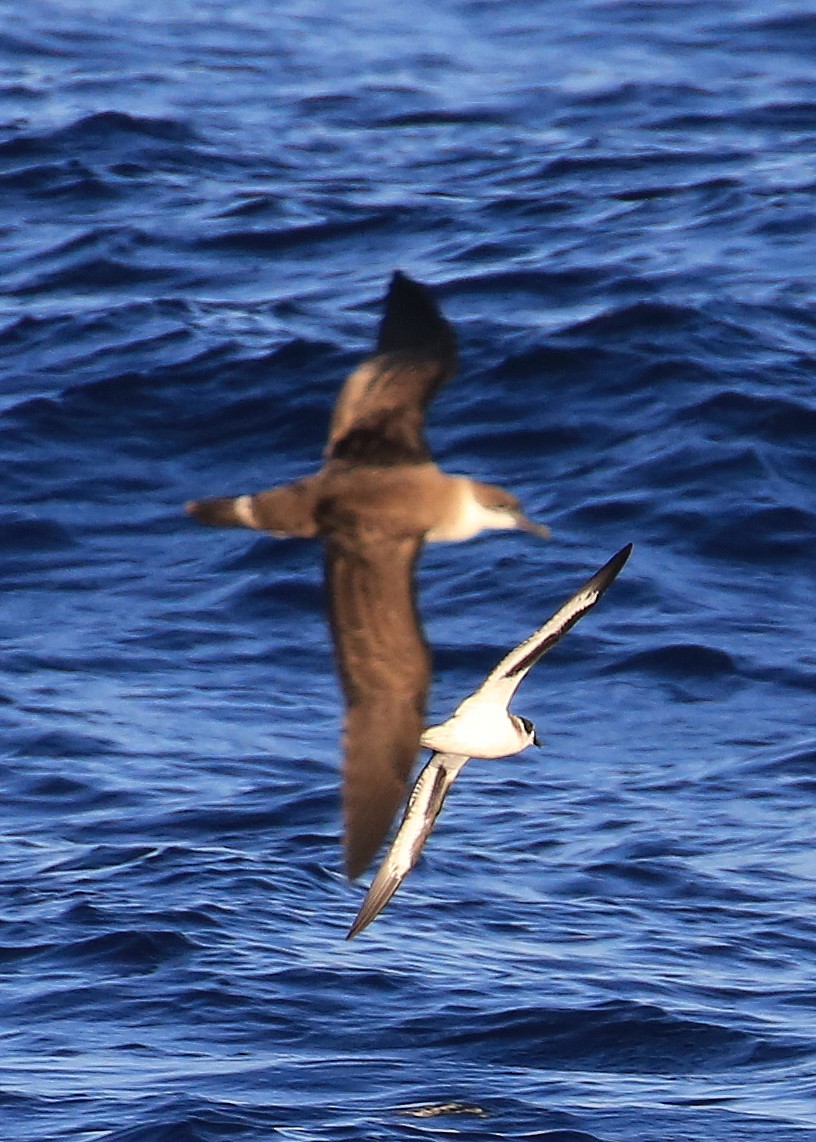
[325,272,457,466]
[324,519,431,879]
[375,270,456,359]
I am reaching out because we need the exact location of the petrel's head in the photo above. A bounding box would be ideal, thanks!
[518,715,541,748]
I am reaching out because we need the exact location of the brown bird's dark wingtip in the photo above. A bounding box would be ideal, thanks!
[345,856,367,882]
[377,270,456,362]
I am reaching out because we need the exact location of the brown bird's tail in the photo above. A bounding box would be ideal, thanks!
[186,495,253,529]
[186,479,322,538]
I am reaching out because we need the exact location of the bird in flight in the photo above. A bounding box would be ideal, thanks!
[346,543,632,939]
[187,271,550,878]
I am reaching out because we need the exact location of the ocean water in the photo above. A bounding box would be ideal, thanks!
[2,1,816,1138]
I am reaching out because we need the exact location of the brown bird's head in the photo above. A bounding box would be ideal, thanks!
[475,483,551,538]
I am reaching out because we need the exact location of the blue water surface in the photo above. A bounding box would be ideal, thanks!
[2,1,816,1139]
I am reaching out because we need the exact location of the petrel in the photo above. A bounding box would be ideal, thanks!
[346,543,632,938]
[187,272,550,879]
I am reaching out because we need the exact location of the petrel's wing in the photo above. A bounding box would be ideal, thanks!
[325,272,457,465]
[471,544,633,711]
[346,751,469,939]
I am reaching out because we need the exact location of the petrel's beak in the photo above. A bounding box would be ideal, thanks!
[516,513,551,539]
[532,731,542,748]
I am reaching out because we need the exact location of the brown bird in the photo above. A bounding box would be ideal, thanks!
[187,272,550,879]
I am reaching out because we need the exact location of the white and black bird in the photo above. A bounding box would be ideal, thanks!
[187,271,549,879]
[346,543,632,939]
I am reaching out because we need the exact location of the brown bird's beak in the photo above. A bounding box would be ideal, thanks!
[516,513,551,539]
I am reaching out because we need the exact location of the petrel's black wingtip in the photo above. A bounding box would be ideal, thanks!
[346,873,401,940]
[591,542,634,594]
[613,541,634,571]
